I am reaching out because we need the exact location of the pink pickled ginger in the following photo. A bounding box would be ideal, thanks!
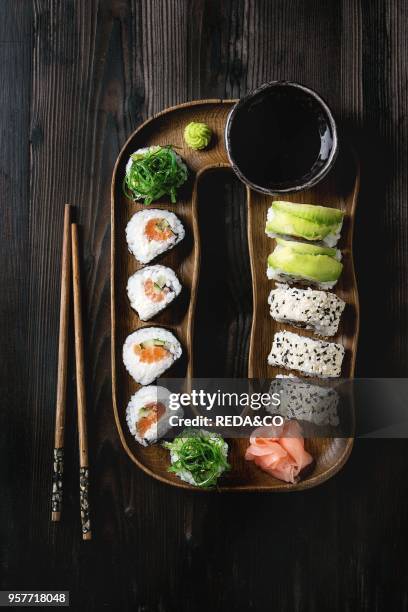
[245,421,313,483]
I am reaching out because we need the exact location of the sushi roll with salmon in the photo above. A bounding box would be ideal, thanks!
[127,265,182,321]
[265,200,344,247]
[123,327,182,385]
[126,209,185,264]
[267,238,343,289]
[126,385,181,446]
[268,330,345,377]
[268,283,346,337]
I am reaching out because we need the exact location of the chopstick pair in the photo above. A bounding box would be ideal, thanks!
[51,204,91,540]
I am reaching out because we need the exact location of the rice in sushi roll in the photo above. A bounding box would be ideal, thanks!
[126,209,185,264]
[267,238,343,290]
[268,283,346,337]
[268,330,345,377]
[126,385,181,446]
[123,327,182,385]
[127,265,182,321]
[268,375,340,426]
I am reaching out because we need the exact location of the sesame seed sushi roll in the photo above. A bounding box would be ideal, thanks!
[123,327,182,386]
[126,209,185,265]
[265,201,344,247]
[268,375,340,426]
[268,283,346,337]
[267,238,343,290]
[127,265,182,321]
[268,330,345,377]
[126,385,182,446]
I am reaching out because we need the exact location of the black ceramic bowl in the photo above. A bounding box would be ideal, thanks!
[225,81,338,194]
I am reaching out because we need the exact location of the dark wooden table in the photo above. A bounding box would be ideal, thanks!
[2,2,408,610]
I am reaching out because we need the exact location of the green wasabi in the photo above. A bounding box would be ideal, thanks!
[184,122,212,150]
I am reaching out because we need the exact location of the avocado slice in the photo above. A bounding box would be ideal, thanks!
[266,209,338,241]
[140,339,155,349]
[140,338,167,349]
[268,245,343,282]
[272,200,344,225]
[274,237,340,258]
[156,219,175,235]
[154,276,167,290]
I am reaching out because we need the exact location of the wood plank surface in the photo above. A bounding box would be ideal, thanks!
[1,1,408,610]
[0,0,33,593]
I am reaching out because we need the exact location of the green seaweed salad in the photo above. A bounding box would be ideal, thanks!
[163,429,230,488]
[123,145,188,205]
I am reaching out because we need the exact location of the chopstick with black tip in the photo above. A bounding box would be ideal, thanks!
[71,223,92,540]
[51,204,72,522]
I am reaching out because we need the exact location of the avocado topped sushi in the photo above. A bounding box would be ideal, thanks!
[267,238,343,289]
[265,200,344,247]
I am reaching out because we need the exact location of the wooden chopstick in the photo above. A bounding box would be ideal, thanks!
[71,223,92,540]
[51,204,72,522]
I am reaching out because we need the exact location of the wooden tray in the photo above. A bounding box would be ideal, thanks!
[111,99,360,492]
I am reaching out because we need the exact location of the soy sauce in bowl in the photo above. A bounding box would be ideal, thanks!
[225,81,338,194]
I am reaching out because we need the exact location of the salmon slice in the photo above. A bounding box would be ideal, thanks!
[143,278,169,303]
[133,344,169,363]
[144,218,174,242]
[136,402,166,437]
[246,421,313,484]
